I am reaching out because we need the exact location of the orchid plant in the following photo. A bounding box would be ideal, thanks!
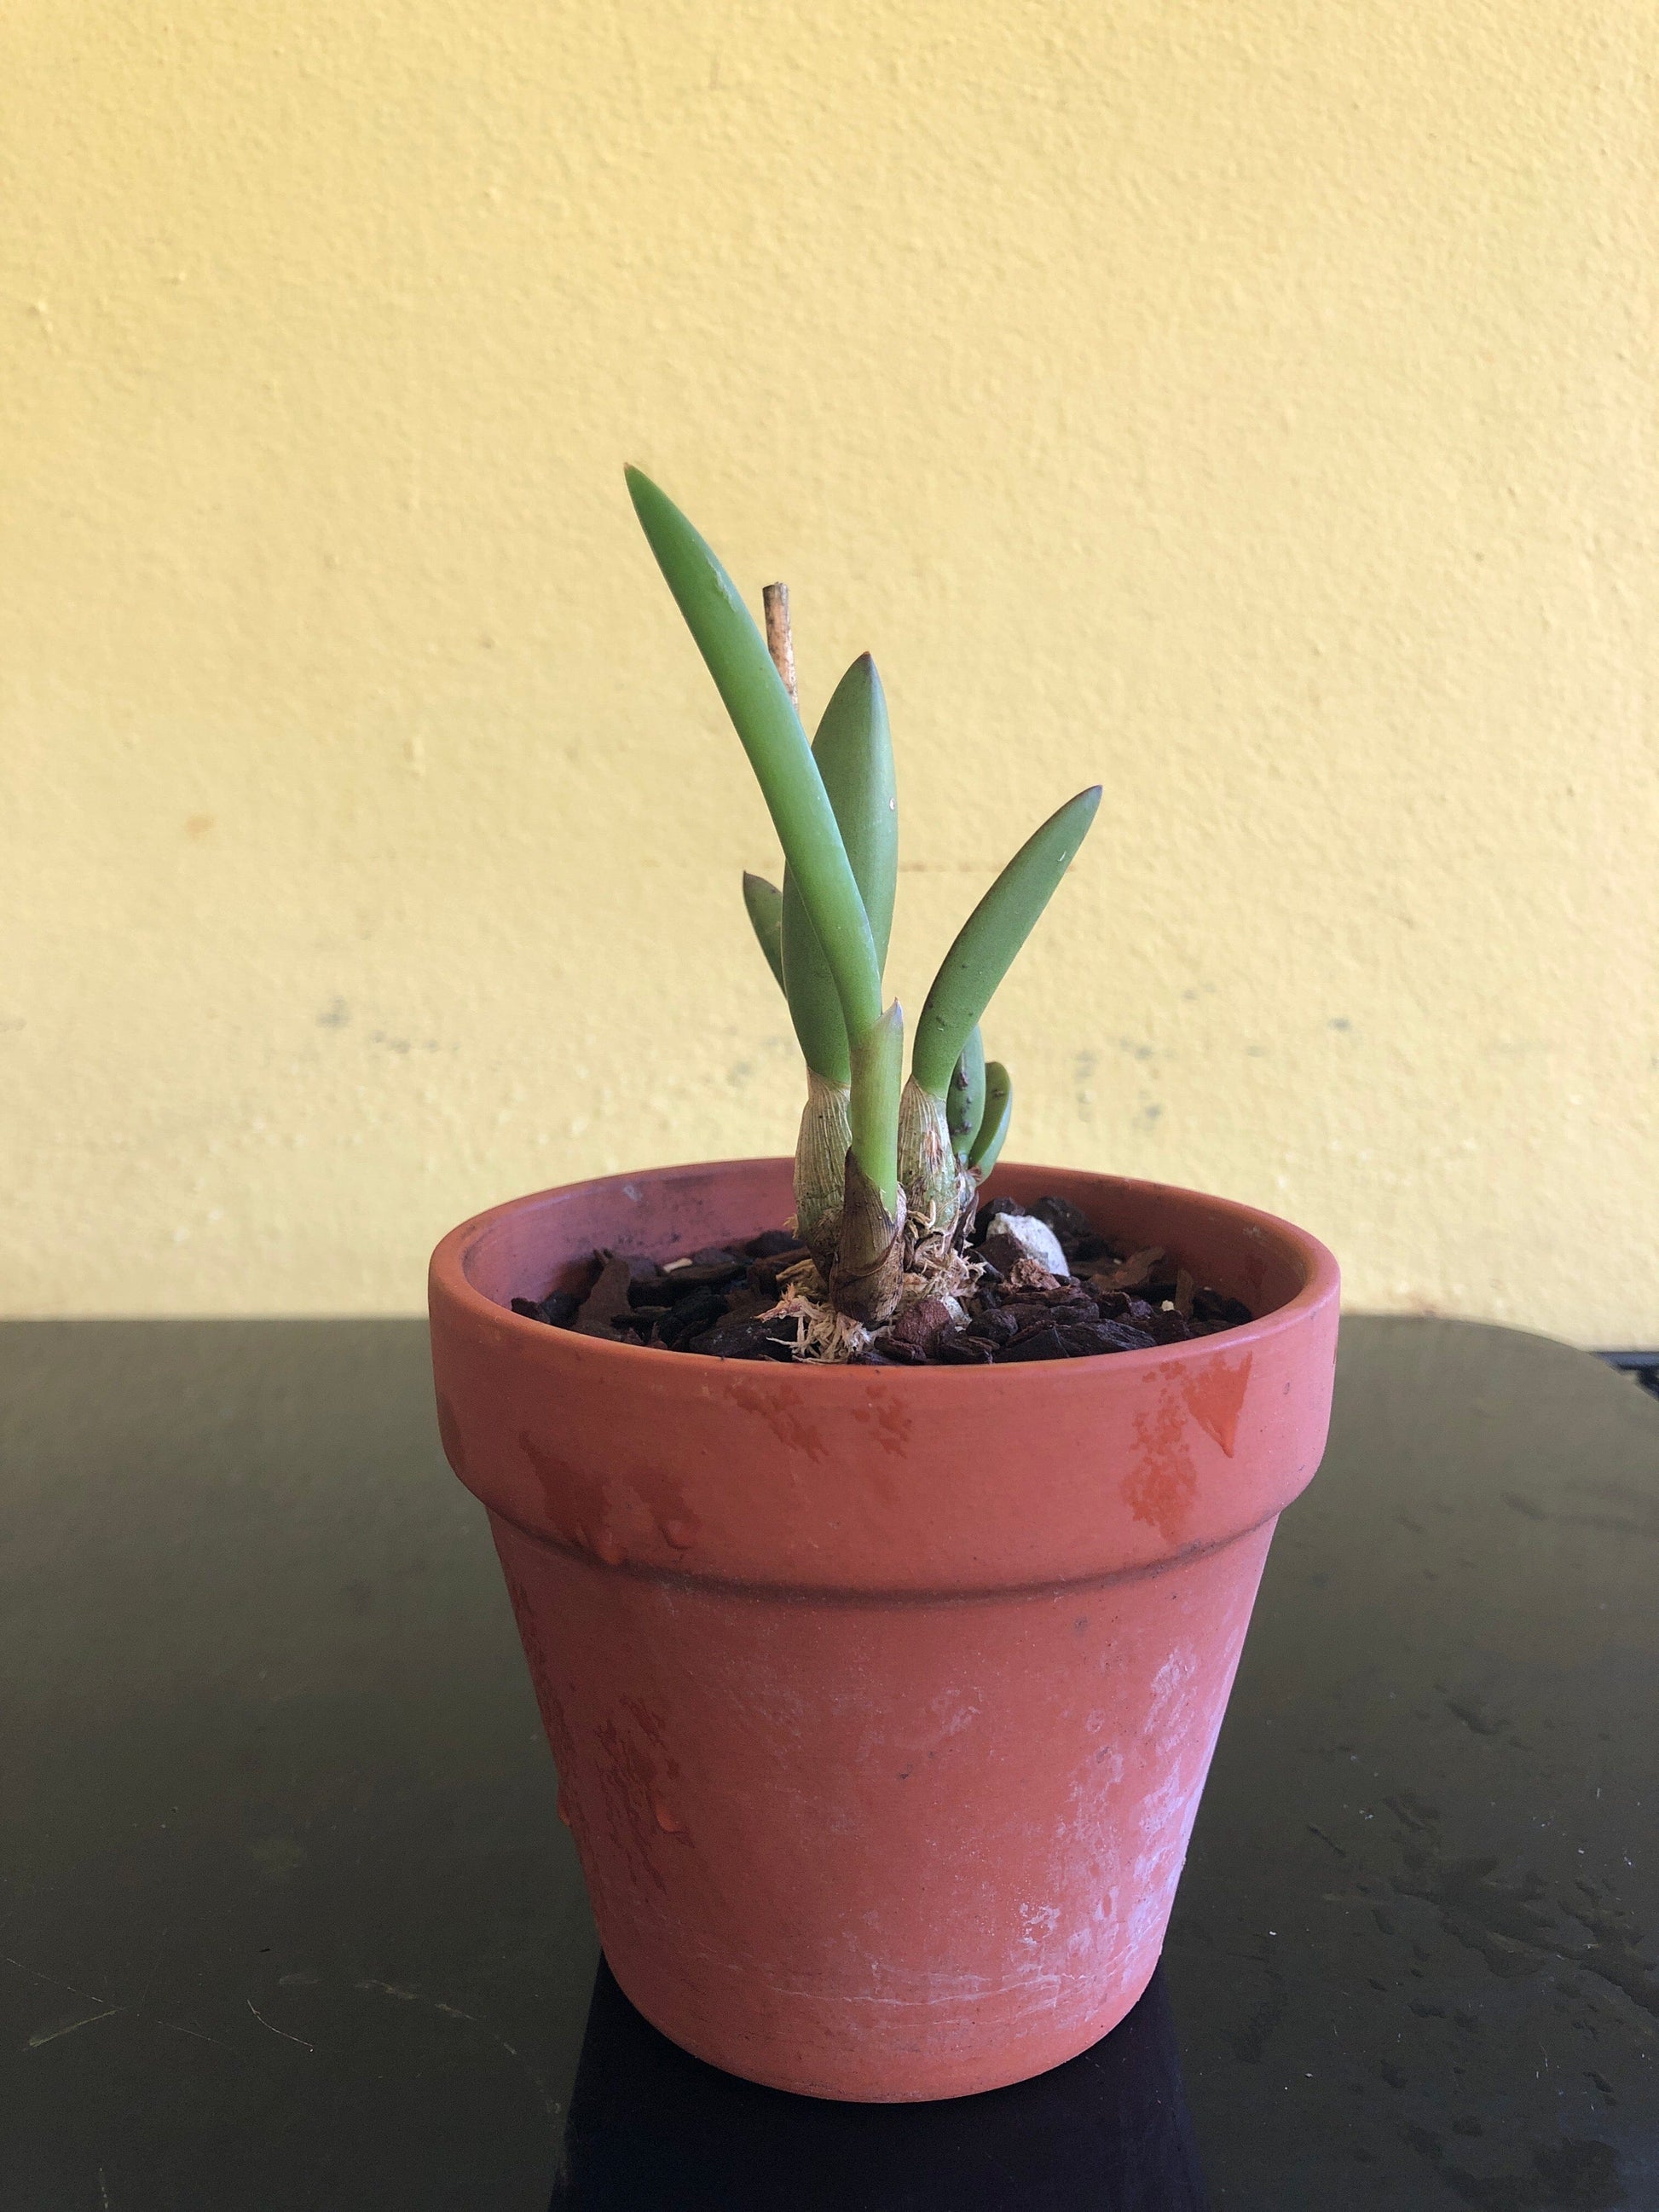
[627,468,1099,1349]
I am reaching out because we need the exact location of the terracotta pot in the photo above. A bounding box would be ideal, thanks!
[428,1158,1338,2102]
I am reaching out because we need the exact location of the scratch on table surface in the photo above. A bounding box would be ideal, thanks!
[356,1977,477,2023]
[26,2007,119,2049]
[355,1978,559,2117]
[154,2018,235,2052]
[8,1951,234,2056]
[5,1955,113,2008]
[8,1955,125,2051]
[246,1997,313,2053]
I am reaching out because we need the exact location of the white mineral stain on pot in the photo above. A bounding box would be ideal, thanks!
[856,1688,983,1763]
[1137,1760,1189,1840]
[1018,1902,1062,1943]
[1146,1645,1198,1730]
[1124,1862,1177,1953]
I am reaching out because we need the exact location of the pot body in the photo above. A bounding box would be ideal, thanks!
[430,1159,1338,2100]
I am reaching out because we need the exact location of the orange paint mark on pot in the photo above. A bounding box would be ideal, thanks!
[517,1426,574,1490]
[1182,1352,1253,1459]
[517,1425,595,1516]
[850,1393,915,1458]
[593,1718,670,1895]
[723,1374,833,1463]
[1125,1389,1198,1545]
[622,1698,668,1749]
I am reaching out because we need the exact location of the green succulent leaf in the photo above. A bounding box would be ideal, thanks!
[910,786,1101,1100]
[742,872,786,992]
[946,1025,986,1164]
[849,1001,905,1214]
[626,466,883,1047]
[967,1060,1013,1175]
[782,653,899,1083]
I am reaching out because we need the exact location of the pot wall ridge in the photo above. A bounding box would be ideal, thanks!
[429,1159,1340,1596]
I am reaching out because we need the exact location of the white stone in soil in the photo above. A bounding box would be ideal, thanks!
[983,1212,1070,1278]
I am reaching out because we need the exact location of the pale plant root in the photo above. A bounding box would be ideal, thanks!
[763,1216,986,1366]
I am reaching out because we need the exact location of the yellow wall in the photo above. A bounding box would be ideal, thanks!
[3,2,1656,1340]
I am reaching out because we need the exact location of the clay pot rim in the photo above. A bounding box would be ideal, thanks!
[431,1156,1339,1387]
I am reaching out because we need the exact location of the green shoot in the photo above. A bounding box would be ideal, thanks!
[968,1061,1013,1175]
[629,465,1096,1333]
[946,1026,986,1165]
[743,872,785,991]
[625,467,883,1049]
[781,653,899,1083]
[848,1001,905,1213]
[910,787,1102,1100]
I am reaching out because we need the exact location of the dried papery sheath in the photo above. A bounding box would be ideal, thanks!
[794,1071,853,1274]
[899,1076,970,1240]
[827,1150,907,1327]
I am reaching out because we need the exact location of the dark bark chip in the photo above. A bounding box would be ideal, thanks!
[511,1202,1254,1364]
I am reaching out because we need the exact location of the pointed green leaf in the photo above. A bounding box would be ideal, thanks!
[967,1060,1013,1175]
[626,467,882,1046]
[946,1025,986,1164]
[742,873,785,992]
[782,653,899,1081]
[911,787,1101,1099]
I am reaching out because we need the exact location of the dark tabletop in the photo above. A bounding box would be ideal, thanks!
[2,1316,1655,2209]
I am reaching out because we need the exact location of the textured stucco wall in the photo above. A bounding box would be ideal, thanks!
[3,2,1656,1337]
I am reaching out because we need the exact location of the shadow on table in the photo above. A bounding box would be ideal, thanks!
[549,1956,1206,2210]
